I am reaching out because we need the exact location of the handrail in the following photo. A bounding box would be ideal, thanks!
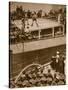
[15,63,42,83]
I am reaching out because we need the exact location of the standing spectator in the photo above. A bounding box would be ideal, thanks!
[37,10,42,18]
[31,12,38,27]
[55,51,60,72]
[42,11,45,18]
[58,9,63,24]
[59,56,65,74]
[24,12,29,25]
[27,10,31,18]
[21,18,25,33]
[58,12,61,23]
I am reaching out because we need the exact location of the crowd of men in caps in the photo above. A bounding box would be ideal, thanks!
[10,50,66,87]
[10,6,66,44]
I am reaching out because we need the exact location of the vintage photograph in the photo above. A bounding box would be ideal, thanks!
[9,2,66,88]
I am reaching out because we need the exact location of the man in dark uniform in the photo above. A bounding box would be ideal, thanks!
[51,56,56,69]
[55,51,60,72]
[59,55,65,74]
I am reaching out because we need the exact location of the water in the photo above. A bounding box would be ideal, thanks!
[10,45,66,78]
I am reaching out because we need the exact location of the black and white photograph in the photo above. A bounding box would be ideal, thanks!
[9,2,66,88]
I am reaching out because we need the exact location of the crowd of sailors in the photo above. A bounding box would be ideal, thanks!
[10,50,65,88]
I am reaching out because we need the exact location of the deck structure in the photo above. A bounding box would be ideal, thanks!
[10,18,65,54]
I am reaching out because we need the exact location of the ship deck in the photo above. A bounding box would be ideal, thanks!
[10,36,66,54]
[13,18,61,31]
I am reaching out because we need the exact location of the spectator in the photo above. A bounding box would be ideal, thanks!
[51,56,56,69]
[24,12,29,25]
[58,9,63,24]
[55,51,60,72]
[59,56,64,74]
[31,12,39,27]
[27,10,31,18]
[47,69,53,79]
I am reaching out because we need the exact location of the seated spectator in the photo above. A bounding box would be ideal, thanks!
[47,69,53,79]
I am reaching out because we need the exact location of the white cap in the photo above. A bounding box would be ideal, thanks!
[56,51,60,54]
[52,56,55,58]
